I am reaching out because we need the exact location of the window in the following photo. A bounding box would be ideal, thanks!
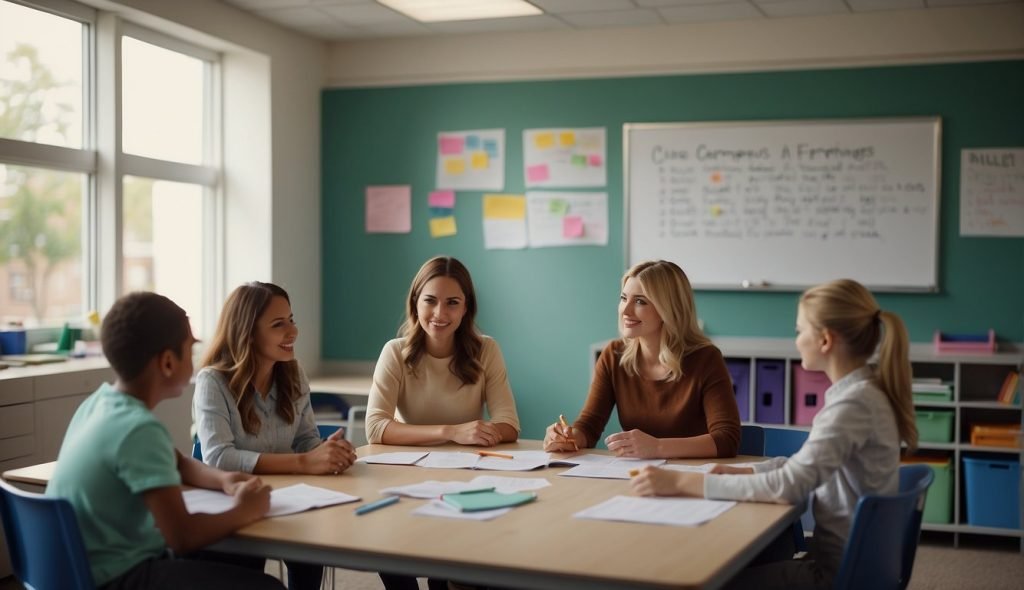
[0,0,221,336]
[0,1,89,328]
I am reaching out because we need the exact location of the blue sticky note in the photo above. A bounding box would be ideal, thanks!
[465,135,481,150]
[430,206,454,217]
[483,139,499,159]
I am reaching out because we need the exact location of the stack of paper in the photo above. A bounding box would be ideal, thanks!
[416,451,551,471]
[380,476,551,498]
[558,455,666,479]
[573,495,736,527]
[184,484,360,518]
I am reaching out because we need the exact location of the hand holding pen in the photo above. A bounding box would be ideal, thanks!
[543,414,580,453]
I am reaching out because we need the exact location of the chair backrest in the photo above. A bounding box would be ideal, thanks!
[834,464,934,590]
[317,423,342,440]
[0,479,95,590]
[739,425,765,456]
[764,427,809,458]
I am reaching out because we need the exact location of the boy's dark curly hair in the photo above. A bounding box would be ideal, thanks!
[101,292,189,381]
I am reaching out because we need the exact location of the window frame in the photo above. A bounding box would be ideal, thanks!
[0,0,223,339]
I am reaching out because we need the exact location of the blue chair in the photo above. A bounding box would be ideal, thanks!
[739,425,765,456]
[0,479,95,590]
[317,423,342,440]
[834,464,934,590]
[763,427,813,552]
[192,435,203,461]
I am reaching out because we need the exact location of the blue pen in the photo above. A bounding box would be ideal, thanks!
[355,495,399,516]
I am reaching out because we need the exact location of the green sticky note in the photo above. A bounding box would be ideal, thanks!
[549,199,569,215]
[571,154,587,167]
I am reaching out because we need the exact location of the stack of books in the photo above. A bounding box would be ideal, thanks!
[912,378,953,403]
[997,371,1020,405]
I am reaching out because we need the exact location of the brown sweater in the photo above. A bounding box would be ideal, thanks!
[574,340,741,457]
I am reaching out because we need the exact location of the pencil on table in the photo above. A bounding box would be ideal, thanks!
[559,414,579,452]
[477,450,514,459]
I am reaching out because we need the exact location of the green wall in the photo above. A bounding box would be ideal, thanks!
[322,61,1024,440]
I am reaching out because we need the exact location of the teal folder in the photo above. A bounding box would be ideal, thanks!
[440,490,536,512]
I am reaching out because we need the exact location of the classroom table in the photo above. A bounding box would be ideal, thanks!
[3,441,799,590]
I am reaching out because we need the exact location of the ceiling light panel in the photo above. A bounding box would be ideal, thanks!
[377,0,543,23]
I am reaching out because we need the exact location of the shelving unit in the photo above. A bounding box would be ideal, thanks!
[591,337,1023,550]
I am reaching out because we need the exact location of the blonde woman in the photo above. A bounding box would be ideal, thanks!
[544,260,741,458]
[631,278,917,589]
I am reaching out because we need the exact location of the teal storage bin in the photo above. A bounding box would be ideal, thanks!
[915,410,954,443]
[962,457,1021,529]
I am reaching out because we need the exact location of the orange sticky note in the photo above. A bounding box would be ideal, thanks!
[559,131,576,147]
[535,132,555,149]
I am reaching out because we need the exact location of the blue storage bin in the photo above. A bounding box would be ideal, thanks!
[962,457,1021,529]
[755,360,786,424]
[726,359,751,422]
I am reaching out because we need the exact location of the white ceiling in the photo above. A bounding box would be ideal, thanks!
[223,0,1022,40]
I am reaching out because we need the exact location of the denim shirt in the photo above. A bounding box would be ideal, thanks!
[192,366,321,472]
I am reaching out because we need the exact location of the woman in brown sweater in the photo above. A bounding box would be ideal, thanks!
[544,260,741,458]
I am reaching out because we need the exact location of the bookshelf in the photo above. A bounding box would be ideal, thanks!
[590,337,1023,550]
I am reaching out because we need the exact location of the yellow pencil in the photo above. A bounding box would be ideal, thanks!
[558,414,580,452]
[477,450,514,459]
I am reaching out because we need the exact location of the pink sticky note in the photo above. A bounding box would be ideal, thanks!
[588,154,603,167]
[439,135,464,155]
[366,185,411,233]
[428,190,456,208]
[526,164,550,183]
[563,215,584,238]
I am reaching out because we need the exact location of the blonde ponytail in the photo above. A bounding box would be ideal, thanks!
[800,280,917,452]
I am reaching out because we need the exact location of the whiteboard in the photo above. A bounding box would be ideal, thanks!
[625,118,941,291]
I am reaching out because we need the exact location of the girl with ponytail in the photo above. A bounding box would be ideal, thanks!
[630,278,916,589]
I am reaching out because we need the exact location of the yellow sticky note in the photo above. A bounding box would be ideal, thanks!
[559,131,576,147]
[710,205,723,218]
[535,132,555,149]
[483,194,527,220]
[445,158,466,175]
[471,151,489,169]
[430,216,457,238]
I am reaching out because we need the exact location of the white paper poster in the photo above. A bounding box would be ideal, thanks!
[436,129,505,191]
[524,127,606,188]
[482,194,527,249]
[526,191,608,247]
[960,148,1024,237]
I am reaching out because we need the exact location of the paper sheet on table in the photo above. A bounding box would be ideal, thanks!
[475,451,551,471]
[356,452,429,465]
[573,495,735,527]
[662,461,770,473]
[417,452,482,469]
[559,457,666,479]
[468,475,551,493]
[380,480,485,499]
[184,484,360,518]
[413,499,510,521]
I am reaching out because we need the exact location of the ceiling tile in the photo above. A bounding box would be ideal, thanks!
[529,0,637,13]
[926,0,1019,6]
[317,3,411,24]
[425,14,569,34]
[754,0,850,18]
[225,0,311,10]
[559,9,666,28]
[659,2,764,23]
[847,0,924,10]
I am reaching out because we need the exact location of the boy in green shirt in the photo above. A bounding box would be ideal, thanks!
[47,292,284,589]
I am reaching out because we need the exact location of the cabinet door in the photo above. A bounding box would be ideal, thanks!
[34,393,89,462]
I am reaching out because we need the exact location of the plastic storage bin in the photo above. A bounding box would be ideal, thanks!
[755,360,786,424]
[903,459,952,524]
[726,359,751,422]
[915,410,954,443]
[792,366,830,426]
[962,457,1021,529]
